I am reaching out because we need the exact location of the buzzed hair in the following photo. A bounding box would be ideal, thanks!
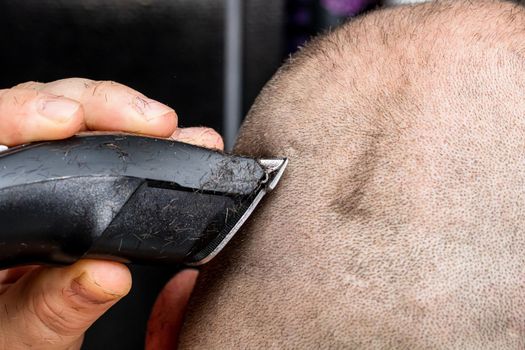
[180,1,525,348]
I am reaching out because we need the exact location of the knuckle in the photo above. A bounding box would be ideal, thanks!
[31,291,83,337]
[63,77,93,88]
[0,88,41,107]
[12,81,43,91]
[85,80,121,98]
[0,89,8,101]
[101,80,119,87]
[87,80,104,92]
[95,80,119,89]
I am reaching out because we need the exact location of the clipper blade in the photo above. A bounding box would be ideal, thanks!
[187,158,288,265]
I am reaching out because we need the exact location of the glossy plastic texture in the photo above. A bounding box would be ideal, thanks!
[0,134,267,268]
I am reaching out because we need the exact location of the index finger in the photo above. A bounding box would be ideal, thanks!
[26,78,178,137]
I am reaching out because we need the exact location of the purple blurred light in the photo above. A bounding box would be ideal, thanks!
[321,0,374,16]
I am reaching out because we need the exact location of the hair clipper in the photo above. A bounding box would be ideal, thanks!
[0,134,287,268]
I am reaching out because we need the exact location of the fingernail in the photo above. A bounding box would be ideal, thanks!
[70,272,121,305]
[173,128,224,149]
[132,96,174,121]
[38,98,80,123]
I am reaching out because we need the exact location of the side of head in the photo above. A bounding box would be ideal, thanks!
[180,1,525,348]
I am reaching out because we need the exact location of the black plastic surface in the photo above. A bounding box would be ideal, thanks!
[0,176,142,268]
[0,134,267,268]
[0,134,265,195]
[90,181,239,265]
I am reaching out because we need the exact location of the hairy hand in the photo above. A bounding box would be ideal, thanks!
[0,78,223,350]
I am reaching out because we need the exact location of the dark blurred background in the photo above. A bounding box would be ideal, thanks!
[0,0,380,348]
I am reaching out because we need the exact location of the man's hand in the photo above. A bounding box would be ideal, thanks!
[146,270,199,350]
[0,78,223,350]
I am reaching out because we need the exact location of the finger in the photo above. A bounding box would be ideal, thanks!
[0,266,38,285]
[0,266,39,295]
[12,81,45,90]
[145,269,198,350]
[170,127,224,150]
[36,78,177,137]
[0,260,131,350]
[0,88,84,146]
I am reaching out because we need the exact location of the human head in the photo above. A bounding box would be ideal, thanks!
[180,1,525,348]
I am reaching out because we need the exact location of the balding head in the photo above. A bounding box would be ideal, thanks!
[179,1,525,348]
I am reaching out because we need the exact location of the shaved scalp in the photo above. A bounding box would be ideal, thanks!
[180,1,525,348]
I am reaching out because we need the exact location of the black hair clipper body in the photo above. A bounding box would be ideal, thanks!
[0,134,287,269]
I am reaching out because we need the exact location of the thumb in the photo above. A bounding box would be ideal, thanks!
[0,259,131,350]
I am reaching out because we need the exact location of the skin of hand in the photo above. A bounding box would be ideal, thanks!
[0,78,223,350]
